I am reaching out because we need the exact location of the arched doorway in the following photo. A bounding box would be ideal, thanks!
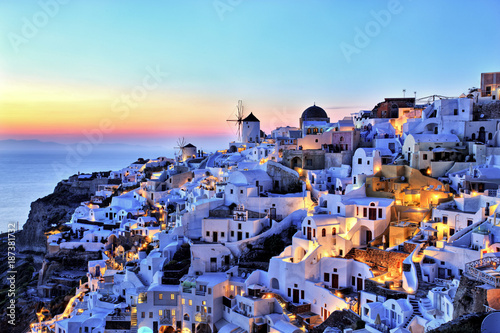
[291,157,302,169]
[294,246,306,262]
[270,278,279,290]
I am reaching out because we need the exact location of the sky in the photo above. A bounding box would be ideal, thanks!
[1,0,499,151]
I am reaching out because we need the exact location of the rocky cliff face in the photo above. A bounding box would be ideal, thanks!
[453,275,489,319]
[17,181,94,253]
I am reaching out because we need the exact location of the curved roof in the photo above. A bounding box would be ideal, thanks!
[301,104,328,120]
[228,169,272,185]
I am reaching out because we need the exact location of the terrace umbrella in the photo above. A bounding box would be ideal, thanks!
[420,226,438,233]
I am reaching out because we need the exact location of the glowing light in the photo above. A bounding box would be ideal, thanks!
[427,169,431,175]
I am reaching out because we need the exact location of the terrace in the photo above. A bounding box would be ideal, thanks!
[465,256,500,288]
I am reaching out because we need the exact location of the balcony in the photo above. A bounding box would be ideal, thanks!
[195,313,209,323]
[160,315,174,325]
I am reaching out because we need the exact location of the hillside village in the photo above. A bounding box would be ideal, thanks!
[26,72,500,333]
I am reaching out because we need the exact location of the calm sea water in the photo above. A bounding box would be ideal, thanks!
[0,147,173,233]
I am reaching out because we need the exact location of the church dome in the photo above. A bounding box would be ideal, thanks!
[301,104,328,120]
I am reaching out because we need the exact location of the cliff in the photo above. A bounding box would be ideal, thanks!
[17,180,101,254]
[453,275,489,319]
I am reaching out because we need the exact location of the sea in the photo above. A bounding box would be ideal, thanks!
[0,146,173,234]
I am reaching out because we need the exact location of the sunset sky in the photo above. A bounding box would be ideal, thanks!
[1,0,499,150]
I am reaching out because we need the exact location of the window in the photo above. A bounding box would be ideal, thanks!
[301,290,305,299]
[367,160,370,165]
[246,232,249,238]
[352,276,355,285]
[189,299,192,306]
[363,208,367,217]
[443,216,448,224]
[172,309,176,316]
[230,189,233,194]
[208,307,212,313]
[208,288,212,295]
[206,231,210,237]
[171,294,175,300]
[358,158,362,164]
[467,219,473,226]
[423,154,427,160]
[324,273,330,282]
[238,223,242,229]
[141,312,145,318]
[288,288,291,297]
[307,159,313,166]
[159,293,163,300]
[221,232,225,237]
[378,208,382,218]
[337,206,341,214]
[454,109,458,115]
[322,228,326,237]
[240,190,243,194]
[332,227,336,235]
[182,298,185,305]
[159,310,163,316]
[231,231,234,237]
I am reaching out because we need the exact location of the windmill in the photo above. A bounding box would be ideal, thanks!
[226,100,244,142]
[174,137,187,160]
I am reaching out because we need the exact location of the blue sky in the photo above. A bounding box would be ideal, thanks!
[1,0,499,149]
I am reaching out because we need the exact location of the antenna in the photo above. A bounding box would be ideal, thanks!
[226,100,244,142]
[414,91,417,99]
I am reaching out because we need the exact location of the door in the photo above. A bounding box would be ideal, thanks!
[332,274,339,289]
[307,227,311,240]
[357,277,363,291]
[237,231,242,241]
[293,289,300,303]
[153,321,158,333]
[210,258,217,272]
[368,208,376,220]
[366,230,372,243]
[213,231,218,243]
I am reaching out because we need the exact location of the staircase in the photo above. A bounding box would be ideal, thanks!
[404,298,423,329]
[131,306,138,333]
[266,293,298,325]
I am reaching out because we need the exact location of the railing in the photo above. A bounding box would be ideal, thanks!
[160,315,174,325]
[465,257,500,288]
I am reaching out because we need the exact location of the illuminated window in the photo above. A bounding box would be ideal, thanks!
[159,310,163,316]
[182,298,185,305]
[202,301,206,305]
[189,299,192,306]
[231,285,234,291]
[172,310,176,316]
[171,294,175,300]
[159,294,163,300]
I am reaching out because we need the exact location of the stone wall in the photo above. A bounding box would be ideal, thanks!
[349,247,410,272]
